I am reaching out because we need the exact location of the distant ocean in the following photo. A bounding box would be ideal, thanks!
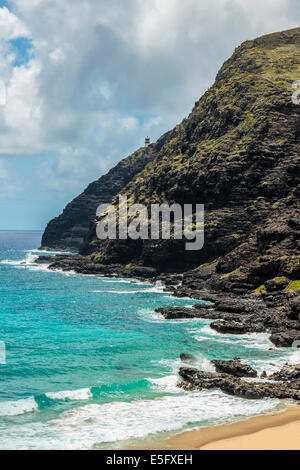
[0,230,296,449]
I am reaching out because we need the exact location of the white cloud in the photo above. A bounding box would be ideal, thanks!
[48,47,65,64]
[1,0,300,221]
[5,60,41,132]
[5,0,300,161]
[0,6,29,40]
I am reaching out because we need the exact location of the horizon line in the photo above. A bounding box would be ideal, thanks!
[0,229,43,232]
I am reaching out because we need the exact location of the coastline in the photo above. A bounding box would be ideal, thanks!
[127,404,300,450]
[32,252,300,450]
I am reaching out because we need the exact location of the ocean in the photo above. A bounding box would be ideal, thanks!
[0,230,297,450]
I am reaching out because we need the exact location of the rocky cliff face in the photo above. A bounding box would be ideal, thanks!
[42,28,300,300]
[40,136,170,251]
[79,28,300,292]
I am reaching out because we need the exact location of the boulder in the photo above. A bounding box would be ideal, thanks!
[212,359,258,378]
[178,366,300,400]
[180,353,197,363]
[155,307,200,320]
[269,331,300,348]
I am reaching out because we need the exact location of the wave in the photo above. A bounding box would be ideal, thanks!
[27,249,75,255]
[0,397,38,417]
[92,283,167,295]
[154,354,215,375]
[0,380,282,449]
[137,308,205,324]
[93,289,163,294]
[137,308,167,323]
[1,252,80,276]
[101,278,147,285]
[43,391,279,449]
[193,323,275,351]
[147,375,181,393]
[1,252,42,268]
[0,387,95,417]
[253,348,300,374]
[45,388,92,401]
[0,379,153,419]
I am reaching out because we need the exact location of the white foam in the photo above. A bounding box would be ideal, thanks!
[253,348,300,375]
[147,375,181,394]
[143,311,205,325]
[46,388,92,401]
[92,286,168,295]
[138,309,163,323]
[28,249,74,255]
[1,260,20,265]
[194,323,274,351]
[154,355,215,374]
[1,252,45,270]
[0,397,38,417]
[53,269,77,276]
[40,392,280,449]
[102,278,147,285]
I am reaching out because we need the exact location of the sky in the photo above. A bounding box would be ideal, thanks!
[0,0,300,230]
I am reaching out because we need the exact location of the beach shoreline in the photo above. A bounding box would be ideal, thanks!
[126,404,300,450]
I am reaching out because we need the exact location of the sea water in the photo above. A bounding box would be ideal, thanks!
[0,230,298,450]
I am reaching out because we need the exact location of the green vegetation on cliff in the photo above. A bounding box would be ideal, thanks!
[80,28,299,282]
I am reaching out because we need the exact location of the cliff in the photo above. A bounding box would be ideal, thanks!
[42,27,300,299]
[40,137,170,251]
[80,28,300,289]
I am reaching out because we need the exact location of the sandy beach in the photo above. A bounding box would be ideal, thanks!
[128,405,300,450]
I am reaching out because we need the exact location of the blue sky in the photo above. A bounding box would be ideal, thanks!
[0,0,300,230]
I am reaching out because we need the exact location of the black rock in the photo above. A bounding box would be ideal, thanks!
[178,366,300,400]
[212,360,258,378]
[180,353,197,363]
[155,307,201,320]
[269,331,300,347]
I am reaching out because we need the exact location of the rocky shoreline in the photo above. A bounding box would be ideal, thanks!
[178,361,300,401]
[35,253,300,403]
[36,254,300,348]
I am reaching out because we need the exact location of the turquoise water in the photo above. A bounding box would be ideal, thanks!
[0,231,296,449]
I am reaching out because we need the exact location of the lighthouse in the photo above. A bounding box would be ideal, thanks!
[145,136,150,146]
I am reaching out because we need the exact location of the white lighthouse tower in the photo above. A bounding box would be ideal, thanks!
[145,136,150,146]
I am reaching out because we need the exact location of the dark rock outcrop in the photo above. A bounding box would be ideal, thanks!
[212,359,258,378]
[269,331,300,347]
[211,320,265,334]
[180,353,197,363]
[155,307,201,320]
[178,366,300,400]
[269,364,300,382]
